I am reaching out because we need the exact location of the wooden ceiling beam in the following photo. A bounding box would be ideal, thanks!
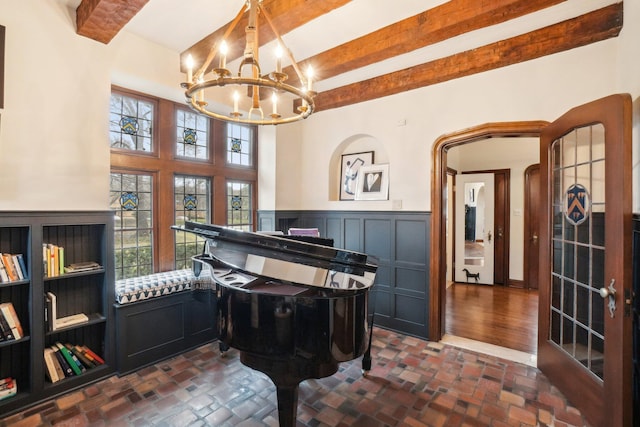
[311,3,623,112]
[180,0,352,74]
[76,0,149,44]
[287,0,566,87]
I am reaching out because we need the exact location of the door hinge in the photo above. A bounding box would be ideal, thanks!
[624,288,632,317]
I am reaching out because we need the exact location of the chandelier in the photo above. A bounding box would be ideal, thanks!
[181,0,316,125]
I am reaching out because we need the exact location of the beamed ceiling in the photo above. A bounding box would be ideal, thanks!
[73,0,623,112]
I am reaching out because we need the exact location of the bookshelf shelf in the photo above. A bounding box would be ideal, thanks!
[43,268,105,281]
[0,211,115,417]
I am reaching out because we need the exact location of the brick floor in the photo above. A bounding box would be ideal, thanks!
[0,328,590,426]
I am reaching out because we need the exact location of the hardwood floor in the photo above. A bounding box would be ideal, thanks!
[445,282,538,354]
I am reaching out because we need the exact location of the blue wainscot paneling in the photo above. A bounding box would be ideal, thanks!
[258,210,431,339]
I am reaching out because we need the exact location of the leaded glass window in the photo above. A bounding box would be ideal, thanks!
[174,175,211,269]
[176,109,209,160]
[549,123,606,380]
[226,123,253,166]
[110,172,153,280]
[226,181,252,231]
[110,93,154,152]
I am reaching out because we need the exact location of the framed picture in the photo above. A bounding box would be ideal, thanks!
[340,151,374,200]
[355,164,389,201]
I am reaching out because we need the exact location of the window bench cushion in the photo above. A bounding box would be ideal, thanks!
[115,269,194,304]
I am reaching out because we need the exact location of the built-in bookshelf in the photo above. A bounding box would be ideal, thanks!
[0,211,114,416]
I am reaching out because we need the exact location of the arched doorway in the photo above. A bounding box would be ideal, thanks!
[428,121,549,341]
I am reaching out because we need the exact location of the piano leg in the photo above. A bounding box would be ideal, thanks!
[240,352,339,427]
[275,385,299,427]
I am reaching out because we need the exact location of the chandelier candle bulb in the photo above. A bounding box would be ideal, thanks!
[186,54,194,84]
[275,44,283,73]
[272,92,278,115]
[219,41,228,69]
[306,66,313,91]
[233,91,239,113]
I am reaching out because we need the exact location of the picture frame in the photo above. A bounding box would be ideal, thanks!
[340,151,374,200]
[355,164,389,201]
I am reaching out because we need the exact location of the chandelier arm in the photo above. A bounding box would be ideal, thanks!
[258,3,306,83]
[195,3,248,78]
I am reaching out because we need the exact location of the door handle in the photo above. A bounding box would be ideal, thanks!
[600,279,617,318]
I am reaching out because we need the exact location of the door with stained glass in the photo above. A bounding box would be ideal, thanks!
[538,94,632,427]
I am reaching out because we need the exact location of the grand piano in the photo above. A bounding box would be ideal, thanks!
[173,221,377,427]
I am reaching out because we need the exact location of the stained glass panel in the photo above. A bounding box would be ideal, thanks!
[174,175,210,269]
[110,172,153,280]
[549,123,606,381]
[226,123,253,166]
[226,181,252,231]
[110,93,154,151]
[176,109,209,160]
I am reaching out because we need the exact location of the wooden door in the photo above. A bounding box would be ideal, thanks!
[524,164,540,290]
[493,170,510,285]
[454,173,494,285]
[538,94,632,427]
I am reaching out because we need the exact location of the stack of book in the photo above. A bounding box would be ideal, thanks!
[64,261,101,274]
[0,302,24,341]
[0,377,17,401]
[43,243,64,278]
[43,342,104,383]
[44,292,89,332]
[0,253,27,283]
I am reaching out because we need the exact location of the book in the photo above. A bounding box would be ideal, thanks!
[68,344,96,369]
[48,244,57,277]
[0,378,17,401]
[0,310,14,340]
[0,255,9,283]
[288,227,320,237]
[11,255,24,280]
[64,261,101,273]
[80,345,105,365]
[43,348,61,383]
[58,247,64,277]
[46,292,57,331]
[16,254,28,280]
[50,345,74,377]
[55,342,82,375]
[48,348,65,380]
[0,303,23,339]
[56,313,89,329]
[42,244,48,278]
[1,254,18,282]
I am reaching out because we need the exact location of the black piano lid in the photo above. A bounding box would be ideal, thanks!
[173,221,377,273]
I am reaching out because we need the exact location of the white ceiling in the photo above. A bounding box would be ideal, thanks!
[62,0,618,93]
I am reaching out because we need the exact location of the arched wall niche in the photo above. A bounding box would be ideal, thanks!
[328,134,389,201]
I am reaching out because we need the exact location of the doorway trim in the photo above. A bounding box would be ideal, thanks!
[429,121,549,340]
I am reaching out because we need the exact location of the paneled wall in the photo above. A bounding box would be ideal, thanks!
[258,210,431,339]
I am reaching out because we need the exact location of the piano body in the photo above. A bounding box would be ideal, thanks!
[174,221,377,427]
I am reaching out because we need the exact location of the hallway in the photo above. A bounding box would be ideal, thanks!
[1,327,588,427]
[445,283,538,354]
